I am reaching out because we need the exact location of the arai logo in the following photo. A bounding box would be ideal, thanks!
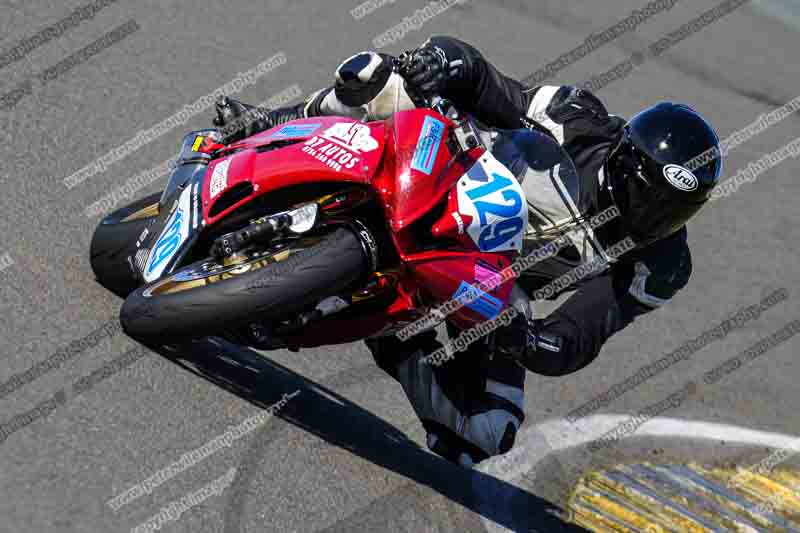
[663,164,698,191]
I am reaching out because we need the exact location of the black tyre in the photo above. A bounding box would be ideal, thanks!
[120,228,367,343]
[90,193,162,298]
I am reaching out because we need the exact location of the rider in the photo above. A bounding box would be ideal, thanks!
[213,36,722,466]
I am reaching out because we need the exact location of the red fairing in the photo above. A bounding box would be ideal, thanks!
[373,109,478,232]
[202,118,385,225]
[430,183,480,250]
[367,109,517,329]
[406,251,517,330]
[195,109,522,339]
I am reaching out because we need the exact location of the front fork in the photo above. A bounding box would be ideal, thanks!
[215,188,387,349]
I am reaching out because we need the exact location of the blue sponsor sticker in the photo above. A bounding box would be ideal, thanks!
[453,281,503,319]
[411,116,444,175]
[146,208,184,276]
[271,123,321,138]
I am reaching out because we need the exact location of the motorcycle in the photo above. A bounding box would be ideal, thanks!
[90,92,576,350]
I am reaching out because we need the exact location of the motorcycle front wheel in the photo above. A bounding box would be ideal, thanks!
[119,228,367,344]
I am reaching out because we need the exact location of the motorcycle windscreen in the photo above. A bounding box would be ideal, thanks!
[489,129,600,257]
[491,128,582,224]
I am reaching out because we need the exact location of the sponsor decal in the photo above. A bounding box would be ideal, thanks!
[320,122,379,153]
[209,158,231,199]
[271,123,322,139]
[191,135,205,152]
[453,281,502,319]
[474,260,503,288]
[302,136,361,172]
[146,209,183,277]
[456,153,528,253]
[143,188,192,281]
[451,211,465,235]
[135,227,149,249]
[353,220,378,272]
[411,115,444,175]
[663,164,698,191]
[299,122,379,172]
[191,182,200,229]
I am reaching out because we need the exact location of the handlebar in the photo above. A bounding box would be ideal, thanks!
[394,52,462,122]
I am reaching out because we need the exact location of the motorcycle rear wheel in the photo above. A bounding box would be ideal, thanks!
[90,193,161,298]
[119,227,367,343]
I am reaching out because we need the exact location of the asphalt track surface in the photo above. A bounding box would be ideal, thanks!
[1,1,800,532]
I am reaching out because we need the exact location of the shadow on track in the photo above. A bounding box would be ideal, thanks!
[144,337,588,533]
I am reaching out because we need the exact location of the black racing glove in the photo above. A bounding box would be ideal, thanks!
[494,314,569,376]
[493,312,533,362]
[213,96,273,144]
[213,96,308,144]
[399,42,450,100]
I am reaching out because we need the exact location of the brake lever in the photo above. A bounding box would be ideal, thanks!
[395,52,434,109]
[395,52,416,78]
[395,54,483,153]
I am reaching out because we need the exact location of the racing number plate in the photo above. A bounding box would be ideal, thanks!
[456,152,528,253]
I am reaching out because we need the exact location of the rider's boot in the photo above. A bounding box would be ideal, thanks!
[365,329,525,467]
